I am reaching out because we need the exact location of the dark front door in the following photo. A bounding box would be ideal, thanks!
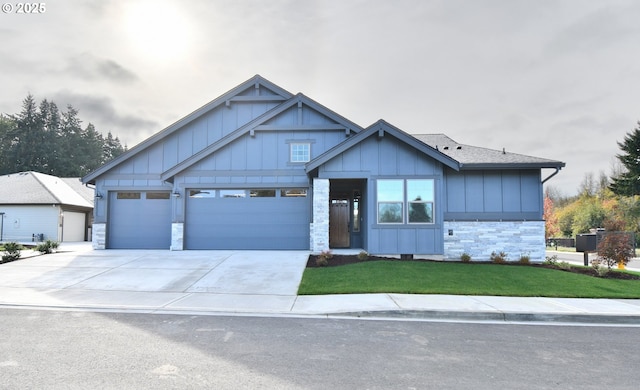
[329,198,350,248]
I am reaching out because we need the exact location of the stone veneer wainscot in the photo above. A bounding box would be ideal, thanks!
[444,220,546,262]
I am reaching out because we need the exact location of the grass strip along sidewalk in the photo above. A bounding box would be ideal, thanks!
[298,261,640,298]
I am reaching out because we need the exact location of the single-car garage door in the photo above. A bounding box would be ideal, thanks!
[62,211,86,242]
[108,191,171,249]
[185,188,309,250]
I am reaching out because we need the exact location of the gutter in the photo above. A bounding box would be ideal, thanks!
[542,167,562,184]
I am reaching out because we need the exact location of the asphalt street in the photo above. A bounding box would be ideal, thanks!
[2,309,639,390]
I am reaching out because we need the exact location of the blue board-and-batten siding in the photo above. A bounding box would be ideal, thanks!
[443,168,542,221]
[319,134,445,255]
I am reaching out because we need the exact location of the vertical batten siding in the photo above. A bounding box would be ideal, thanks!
[444,169,543,220]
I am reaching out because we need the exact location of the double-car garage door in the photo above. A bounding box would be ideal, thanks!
[107,188,309,250]
[185,188,309,250]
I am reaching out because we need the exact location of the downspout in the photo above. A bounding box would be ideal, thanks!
[542,167,561,185]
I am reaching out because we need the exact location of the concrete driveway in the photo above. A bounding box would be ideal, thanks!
[0,244,310,313]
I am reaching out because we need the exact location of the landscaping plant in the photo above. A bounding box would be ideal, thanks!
[1,242,23,263]
[35,239,59,254]
[315,250,333,267]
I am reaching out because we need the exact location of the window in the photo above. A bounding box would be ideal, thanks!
[376,179,435,224]
[219,189,246,198]
[407,180,434,223]
[290,143,310,163]
[353,191,361,232]
[250,189,276,197]
[146,192,170,200]
[377,180,403,223]
[281,189,308,197]
[117,192,141,200]
[189,189,215,198]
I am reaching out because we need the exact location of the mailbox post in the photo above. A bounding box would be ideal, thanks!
[576,233,598,266]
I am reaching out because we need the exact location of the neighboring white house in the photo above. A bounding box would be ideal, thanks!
[0,171,94,243]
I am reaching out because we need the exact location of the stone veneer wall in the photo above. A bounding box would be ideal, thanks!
[444,221,546,262]
[171,222,184,251]
[310,178,329,252]
[92,223,106,250]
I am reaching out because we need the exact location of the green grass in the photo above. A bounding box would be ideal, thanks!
[298,261,640,298]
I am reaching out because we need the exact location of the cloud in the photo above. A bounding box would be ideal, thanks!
[50,90,158,136]
[65,53,139,84]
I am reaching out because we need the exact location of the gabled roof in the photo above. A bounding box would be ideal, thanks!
[0,171,93,208]
[306,119,461,173]
[82,74,295,185]
[160,93,365,181]
[413,134,566,169]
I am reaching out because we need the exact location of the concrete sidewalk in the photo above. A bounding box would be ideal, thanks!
[1,243,639,325]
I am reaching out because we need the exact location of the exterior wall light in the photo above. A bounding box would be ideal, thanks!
[95,192,103,200]
[173,190,181,198]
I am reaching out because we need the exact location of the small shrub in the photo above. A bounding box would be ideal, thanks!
[35,239,59,254]
[544,255,558,266]
[557,261,571,270]
[316,250,333,267]
[590,259,610,277]
[596,222,635,269]
[357,251,369,261]
[518,254,530,265]
[490,251,508,264]
[460,253,471,263]
[1,242,23,263]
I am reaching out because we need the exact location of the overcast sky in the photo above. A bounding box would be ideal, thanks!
[2,0,640,196]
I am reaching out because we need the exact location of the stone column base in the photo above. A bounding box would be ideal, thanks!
[92,223,106,250]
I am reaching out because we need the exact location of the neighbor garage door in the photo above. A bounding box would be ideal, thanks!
[62,211,86,242]
[107,191,171,249]
[184,188,309,250]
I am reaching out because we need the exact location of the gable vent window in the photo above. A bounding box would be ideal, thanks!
[290,143,310,163]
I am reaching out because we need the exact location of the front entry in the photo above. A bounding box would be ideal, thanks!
[328,179,365,249]
[329,197,350,248]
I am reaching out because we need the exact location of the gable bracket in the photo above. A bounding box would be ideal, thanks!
[378,128,385,138]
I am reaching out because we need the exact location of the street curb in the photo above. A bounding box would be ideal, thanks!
[330,310,640,325]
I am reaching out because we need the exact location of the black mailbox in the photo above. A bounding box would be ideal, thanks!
[576,234,597,253]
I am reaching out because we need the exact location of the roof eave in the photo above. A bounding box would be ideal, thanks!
[459,162,566,170]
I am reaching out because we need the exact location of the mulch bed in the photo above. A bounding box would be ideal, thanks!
[307,254,640,280]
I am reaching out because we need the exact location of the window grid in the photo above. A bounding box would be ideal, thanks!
[290,143,310,163]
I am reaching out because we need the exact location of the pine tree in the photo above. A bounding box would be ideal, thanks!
[610,122,640,196]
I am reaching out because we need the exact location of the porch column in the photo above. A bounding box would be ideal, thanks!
[311,178,329,251]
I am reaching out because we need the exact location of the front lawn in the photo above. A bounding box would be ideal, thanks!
[298,260,640,298]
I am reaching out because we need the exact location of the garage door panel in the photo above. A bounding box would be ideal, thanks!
[108,192,171,249]
[185,191,309,250]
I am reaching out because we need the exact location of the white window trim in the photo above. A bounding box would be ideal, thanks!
[290,142,311,163]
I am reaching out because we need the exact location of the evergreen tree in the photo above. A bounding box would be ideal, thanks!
[102,131,125,163]
[8,94,44,172]
[610,122,640,196]
[0,115,17,174]
[0,94,127,177]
